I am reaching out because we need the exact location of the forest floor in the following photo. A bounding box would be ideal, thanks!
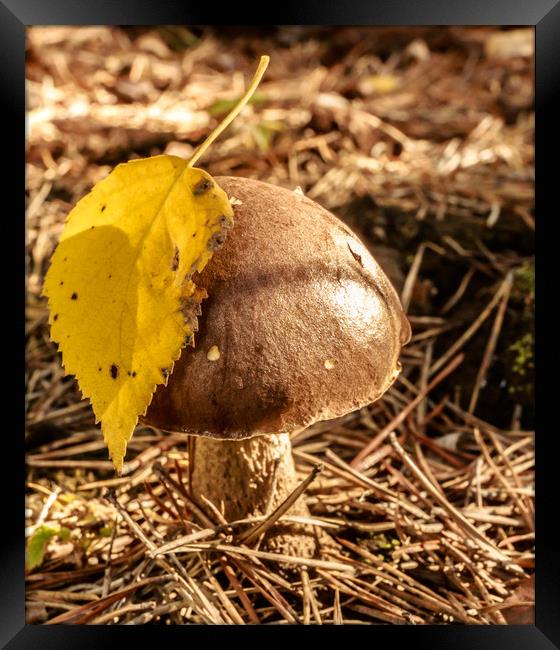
[26,26,534,625]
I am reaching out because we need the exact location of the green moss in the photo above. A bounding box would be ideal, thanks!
[514,259,535,297]
[509,332,534,378]
[367,532,401,550]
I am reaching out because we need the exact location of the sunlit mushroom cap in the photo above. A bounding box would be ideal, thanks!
[143,176,411,438]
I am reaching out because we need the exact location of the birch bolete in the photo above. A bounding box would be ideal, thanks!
[143,176,411,556]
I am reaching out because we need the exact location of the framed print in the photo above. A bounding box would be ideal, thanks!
[6,0,558,646]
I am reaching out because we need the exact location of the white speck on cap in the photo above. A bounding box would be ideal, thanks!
[324,358,336,370]
[207,345,221,361]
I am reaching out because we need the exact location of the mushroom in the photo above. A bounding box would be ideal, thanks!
[143,176,411,555]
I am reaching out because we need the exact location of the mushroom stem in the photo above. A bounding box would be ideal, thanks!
[190,433,319,557]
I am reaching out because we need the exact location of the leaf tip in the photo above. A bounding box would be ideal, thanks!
[105,430,129,475]
[111,451,125,476]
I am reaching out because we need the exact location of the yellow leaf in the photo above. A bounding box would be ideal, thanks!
[360,74,398,95]
[42,55,270,473]
[43,156,233,472]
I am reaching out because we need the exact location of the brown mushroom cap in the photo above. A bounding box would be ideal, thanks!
[143,176,411,439]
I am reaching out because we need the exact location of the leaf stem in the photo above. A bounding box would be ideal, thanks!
[188,55,270,168]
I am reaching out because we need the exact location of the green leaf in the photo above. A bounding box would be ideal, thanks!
[26,525,60,571]
[251,121,282,153]
[208,91,267,117]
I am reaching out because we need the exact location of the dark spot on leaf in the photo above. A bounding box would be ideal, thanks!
[193,178,213,196]
[171,246,180,271]
[91,225,95,229]
[101,205,106,212]
[108,274,112,279]
[60,281,64,286]
[53,314,58,321]
[110,364,119,380]
[207,231,226,251]
[132,371,136,377]
[71,292,78,300]
[192,232,197,238]
[98,367,102,372]
[347,243,363,267]
[127,371,131,376]
[63,257,67,262]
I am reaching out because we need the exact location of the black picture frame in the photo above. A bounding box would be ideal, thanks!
[9,1,557,647]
